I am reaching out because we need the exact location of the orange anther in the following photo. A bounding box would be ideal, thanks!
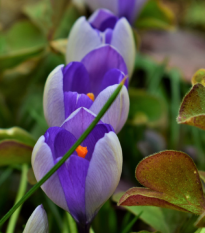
[87,93,95,101]
[76,145,88,158]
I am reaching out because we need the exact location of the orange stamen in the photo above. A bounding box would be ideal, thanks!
[76,145,88,158]
[87,93,95,101]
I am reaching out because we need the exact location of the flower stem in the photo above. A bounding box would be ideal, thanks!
[0,79,126,227]
[77,223,90,233]
[6,164,28,233]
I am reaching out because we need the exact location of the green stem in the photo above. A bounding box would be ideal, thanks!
[6,164,28,233]
[0,80,125,227]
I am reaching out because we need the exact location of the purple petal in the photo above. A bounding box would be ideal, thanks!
[61,108,103,139]
[118,0,135,23]
[32,136,69,212]
[99,68,128,93]
[43,65,65,127]
[84,1,118,15]
[82,124,114,161]
[23,205,48,233]
[81,45,128,96]
[88,9,118,31]
[85,131,122,223]
[64,92,93,119]
[111,18,136,77]
[90,85,129,133]
[66,17,102,64]
[62,62,91,94]
[104,28,113,44]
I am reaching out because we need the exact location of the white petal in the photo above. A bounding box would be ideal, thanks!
[85,131,122,222]
[66,17,102,64]
[84,0,118,15]
[32,136,69,212]
[23,205,48,233]
[43,65,65,127]
[111,18,136,77]
[90,85,129,133]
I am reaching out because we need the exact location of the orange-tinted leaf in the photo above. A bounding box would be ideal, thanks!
[0,140,32,166]
[177,84,205,131]
[192,69,205,86]
[119,151,205,215]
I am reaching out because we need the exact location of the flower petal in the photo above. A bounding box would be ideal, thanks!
[62,62,91,94]
[32,135,69,212]
[85,131,122,223]
[111,18,136,77]
[88,9,118,31]
[66,17,101,64]
[64,92,93,119]
[84,1,118,15]
[81,45,128,96]
[23,205,48,233]
[61,107,103,139]
[43,65,65,127]
[118,0,135,23]
[90,84,129,133]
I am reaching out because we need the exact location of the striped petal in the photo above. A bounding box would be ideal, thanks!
[43,65,65,127]
[111,18,136,77]
[66,17,101,64]
[90,84,129,133]
[85,131,122,223]
[23,205,48,233]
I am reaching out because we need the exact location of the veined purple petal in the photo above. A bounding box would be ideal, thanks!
[43,65,65,127]
[81,45,128,96]
[23,205,48,233]
[90,84,129,133]
[62,62,91,94]
[61,107,103,139]
[111,18,136,77]
[118,0,135,23]
[64,92,93,119]
[88,9,118,31]
[99,68,128,92]
[32,136,69,212]
[82,124,114,161]
[85,131,122,223]
[66,17,102,64]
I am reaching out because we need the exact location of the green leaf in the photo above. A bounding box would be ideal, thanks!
[177,84,205,131]
[192,69,205,86]
[0,140,32,166]
[136,0,175,30]
[113,193,170,233]
[128,88,167,127]
[0,127,35,146]
[0,20,46,71]
[195,212,205,228]
[118,151,205,215]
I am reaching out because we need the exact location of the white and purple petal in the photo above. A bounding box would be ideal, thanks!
[90,84,129,133]
[85,131,122,223]
[111,18,136,77]
[43,65,65,127]
[66,17,102,64]
[81,45,128,96]
[23,205,48,233]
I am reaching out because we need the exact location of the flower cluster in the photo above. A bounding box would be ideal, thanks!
[31,8,135,230]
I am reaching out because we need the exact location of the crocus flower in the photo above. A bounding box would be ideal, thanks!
[44,45,130,133]
[23,205,48,233]
[66,8,136,76]
[83,0,148,24]
[32,107,122,227]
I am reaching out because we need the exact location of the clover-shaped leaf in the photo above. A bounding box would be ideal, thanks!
[177,84,205,131]
[118,151,205,215]
[0,127,35,166]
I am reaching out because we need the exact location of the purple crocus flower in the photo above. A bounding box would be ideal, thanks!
[44,45,130,133]
[23,205,48,233]
[66,8,136,76]
[32,108,122,227]
[83,0,148,24]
